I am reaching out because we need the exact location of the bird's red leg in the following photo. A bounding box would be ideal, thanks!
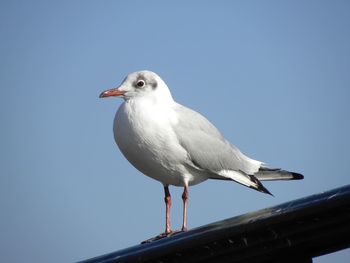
[141,186,172,243]
[164,185,172,235]
[181,185,189,231]
[141,185,188,244]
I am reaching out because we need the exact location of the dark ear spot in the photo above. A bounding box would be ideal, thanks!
[151,80,158,89]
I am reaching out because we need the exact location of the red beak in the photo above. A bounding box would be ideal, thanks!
[99,88,126,98]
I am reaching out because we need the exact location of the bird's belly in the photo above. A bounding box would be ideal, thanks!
[113,103,206,186]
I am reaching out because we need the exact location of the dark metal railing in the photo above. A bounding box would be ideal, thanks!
[79,184,350,263]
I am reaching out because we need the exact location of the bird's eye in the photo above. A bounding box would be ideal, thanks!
[136,80,145,88]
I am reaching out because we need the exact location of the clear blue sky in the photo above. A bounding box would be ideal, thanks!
[1,1,350,262]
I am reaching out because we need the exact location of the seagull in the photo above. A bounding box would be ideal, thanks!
[99,70,303,240]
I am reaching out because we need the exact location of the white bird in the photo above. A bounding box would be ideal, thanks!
[99,70,303,240]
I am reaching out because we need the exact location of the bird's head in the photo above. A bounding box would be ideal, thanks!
[99,70,173,103]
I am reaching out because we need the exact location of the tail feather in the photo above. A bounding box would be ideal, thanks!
[210,166,303,196]
[256,167,304,181]
[215,170,273,196]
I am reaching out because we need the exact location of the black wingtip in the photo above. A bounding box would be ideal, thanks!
[291,172,304,180]
[249,176,274,196]
[260,185,274,196]
[250,184,274,196]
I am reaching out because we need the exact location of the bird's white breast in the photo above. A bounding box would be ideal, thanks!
[113,97,200,186]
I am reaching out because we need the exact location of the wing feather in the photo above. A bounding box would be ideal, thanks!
[172,104,261,175]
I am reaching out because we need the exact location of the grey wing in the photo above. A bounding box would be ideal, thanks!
[172,104,270,194]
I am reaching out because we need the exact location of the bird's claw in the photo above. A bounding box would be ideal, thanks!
[141,229,186,244]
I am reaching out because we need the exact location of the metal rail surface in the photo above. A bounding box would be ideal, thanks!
[79,185,350,263]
